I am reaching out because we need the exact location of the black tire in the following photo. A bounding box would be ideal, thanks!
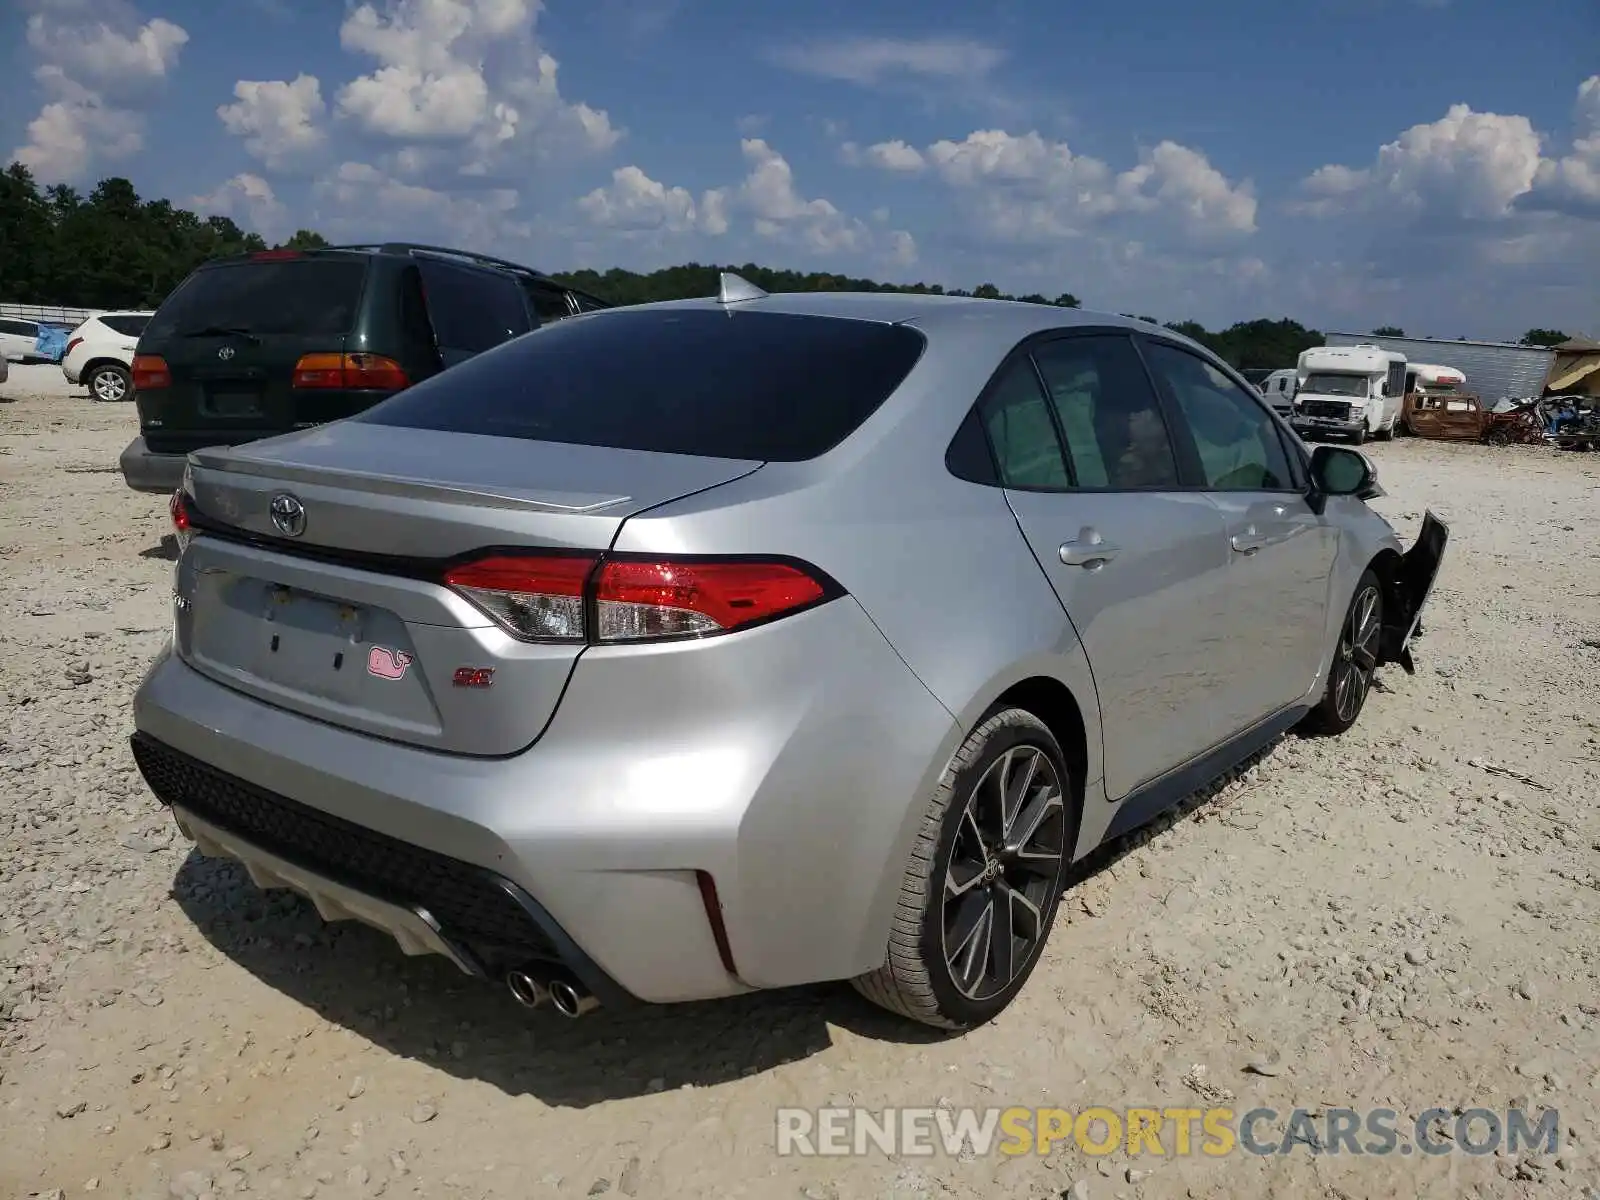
[1300,569,1383,737]
[1376,419,1396,441]
[1350,426,1367,446]
[851,707,1076,1029]
[88,363,132,403]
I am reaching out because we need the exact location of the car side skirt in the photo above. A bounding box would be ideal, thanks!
[1096,701,1312,846]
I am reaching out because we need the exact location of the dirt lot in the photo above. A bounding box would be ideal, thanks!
[2,361,1598,1200]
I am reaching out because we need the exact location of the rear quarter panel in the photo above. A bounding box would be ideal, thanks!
[609,325,1107,867]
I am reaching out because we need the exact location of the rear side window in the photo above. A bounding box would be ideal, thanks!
[522,281,573,324]
[0,318,37,336]
[145,259,368,339]
[1031,335,1181,489]
[979,360,1070,488]
[418,260,531,354]
[356,308,927,461]
[101,314,150,337]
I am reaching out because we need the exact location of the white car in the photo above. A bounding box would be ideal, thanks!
[62,311,154,402]
[0,316,44,362]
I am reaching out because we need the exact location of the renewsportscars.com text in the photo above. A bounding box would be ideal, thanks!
[775,1105,1561,1159]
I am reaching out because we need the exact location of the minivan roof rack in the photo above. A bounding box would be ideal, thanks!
[320,241,559,283]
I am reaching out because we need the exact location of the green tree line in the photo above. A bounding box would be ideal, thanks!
[0,163,1570,370]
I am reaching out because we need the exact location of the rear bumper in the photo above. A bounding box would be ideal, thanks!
[120,436,188,494]
[63,361,82,385]
[130,597,960,1004]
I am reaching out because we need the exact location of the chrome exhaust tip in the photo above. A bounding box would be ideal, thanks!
[506,969,548,1009]
[548,977,599,1019]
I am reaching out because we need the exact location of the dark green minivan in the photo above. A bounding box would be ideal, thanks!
[120,243,611,494]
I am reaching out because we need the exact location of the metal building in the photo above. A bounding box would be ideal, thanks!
[1323,332,1557,404]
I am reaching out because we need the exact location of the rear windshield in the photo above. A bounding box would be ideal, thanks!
[145,258,369,340]
[354,307,927,461]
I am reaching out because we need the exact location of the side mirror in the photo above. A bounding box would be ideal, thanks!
[1308,444,1383,511]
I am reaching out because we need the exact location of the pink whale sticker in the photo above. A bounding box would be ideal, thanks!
[366,645,415,681]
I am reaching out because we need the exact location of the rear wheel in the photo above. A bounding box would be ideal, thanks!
[88,363,131,403]
[1300,569,1382,736]
[852,708,1074,1029]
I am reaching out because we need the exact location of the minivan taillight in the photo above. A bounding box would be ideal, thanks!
[292,353,410,391]
[132,354,171,390]
[441,554,837,644]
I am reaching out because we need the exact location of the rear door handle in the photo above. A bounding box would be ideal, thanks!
[1060,530,1121,568]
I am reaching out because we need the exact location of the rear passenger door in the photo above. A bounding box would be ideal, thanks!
[985,331,1237,800]
[416,260,533,368]
[1138,338,1338,721]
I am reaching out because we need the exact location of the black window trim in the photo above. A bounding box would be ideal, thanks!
[1133,333,1311,496]
[946,324,1200,495]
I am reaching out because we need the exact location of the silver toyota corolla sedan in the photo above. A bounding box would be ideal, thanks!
[131,276,1447,1030]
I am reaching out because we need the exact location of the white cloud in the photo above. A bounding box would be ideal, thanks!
[215,0,621,192]
[311,159,529,247]
[576,140,917,267]
[10,0,188,182]
[218,75,327,171]
[1113,141,1258,237]
[853,128,1255,242]
[331,0,621,171]
[840,139,926,172]
[771,35,1004,87]
[578,165,707,234]
[1296,103,1543,220]
[1290,79,1600,254]
[1527,75,1600,217]
[191,173,290,242]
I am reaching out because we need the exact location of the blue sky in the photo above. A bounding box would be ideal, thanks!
[4,0,1597,337]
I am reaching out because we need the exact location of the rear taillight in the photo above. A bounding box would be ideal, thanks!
[132,354,171,390]
[65,336,84,356]
[595,558,828,641]
[169,490,193,550]
[441,554,837,644]
[443,555,595,643]
[292,352,410,391]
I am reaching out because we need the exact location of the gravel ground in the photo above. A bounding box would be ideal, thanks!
[3,361,1599,1200]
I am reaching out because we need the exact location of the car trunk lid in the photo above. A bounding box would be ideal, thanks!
[175,424,762,755]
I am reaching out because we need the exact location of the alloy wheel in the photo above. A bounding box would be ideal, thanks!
[1333,584,1381,723]
[941,745,1067,1001]
[93,369,127,402]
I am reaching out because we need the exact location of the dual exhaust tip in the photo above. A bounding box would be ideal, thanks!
[506,968,599,1019]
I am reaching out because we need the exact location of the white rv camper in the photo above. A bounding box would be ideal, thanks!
[1405,363,1466,396]
[1292,344,1408,443]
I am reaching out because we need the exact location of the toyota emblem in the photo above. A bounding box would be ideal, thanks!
[268,493,307,538]
[217,346,235,361]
